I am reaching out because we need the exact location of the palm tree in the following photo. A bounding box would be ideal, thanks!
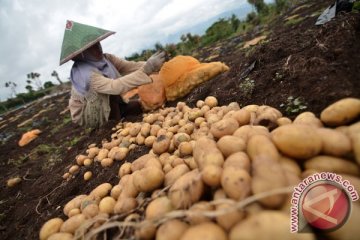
[51,70,63,85]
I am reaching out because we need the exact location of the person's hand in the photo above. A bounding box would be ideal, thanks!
[143,51,166,75]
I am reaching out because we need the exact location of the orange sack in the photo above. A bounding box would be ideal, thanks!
[159,56,229,101]
[18,129,41,147]
[122,56,229,110]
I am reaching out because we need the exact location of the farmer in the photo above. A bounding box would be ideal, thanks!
[59,20,165,128]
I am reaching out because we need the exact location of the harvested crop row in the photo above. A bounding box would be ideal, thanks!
[40,97,360,240]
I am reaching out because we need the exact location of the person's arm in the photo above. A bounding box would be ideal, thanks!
[90,69,152,95]
[105,53,146,75]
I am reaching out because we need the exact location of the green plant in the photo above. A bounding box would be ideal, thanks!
[239,78,255,98]
[272,72,284,81]
[280,96,307,114]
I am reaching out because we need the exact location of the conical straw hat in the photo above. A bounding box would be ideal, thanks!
[59,20,115,65]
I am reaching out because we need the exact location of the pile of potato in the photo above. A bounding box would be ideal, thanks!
[41,97,360,240]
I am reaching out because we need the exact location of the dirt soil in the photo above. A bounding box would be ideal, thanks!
[0,0,359,239]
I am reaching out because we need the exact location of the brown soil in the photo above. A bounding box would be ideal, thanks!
[0,0,359,239]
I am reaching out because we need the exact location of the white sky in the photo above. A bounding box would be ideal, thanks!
[0,0,255,101]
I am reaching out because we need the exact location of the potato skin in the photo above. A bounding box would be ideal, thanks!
[224,152,251,172]
[229,211,315,240]
[210,118,239,139]
[145,196,173,219]
[221,167,251,200]
[169,169,204,209]
[202,165,222,187]
[133,167,165,192]
[271,124,322,159]
[165,164,190,187]
[217,136,246,157]
[316,128,351,156]
[247,135,287,208]
[39,218,64,240]
[320,98,360,126]
[60,214,86,234]
[304,155,360,176]
[156,220,189,240]
[193,137,224,170]
[180,222,227,240]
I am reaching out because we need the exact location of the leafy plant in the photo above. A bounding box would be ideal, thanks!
[239,78,255,98]
[280,96,307,114]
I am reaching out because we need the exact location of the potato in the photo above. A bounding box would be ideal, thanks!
[217,135,246,157]
[113,197,138,214]
[165,164,190,187]
[216,203,245,231]
[90,183,112,199]
[248,135,287,208]
[39,218,64,240]
[247,134,279,163]
[47,233,73,240]
[193,137,224,170]
[153,135,171,154]
[150,124,162,136]
[82,204,99,218]
[145,135,157,147]
[63,195,87,216]
[229,211,315,240]
[118,162,132,177]
[131,154,154,171]
[68,208,80,217]
[178,142,193,157]
[83,171,92,181]
[96,149,109,161]
[173,133,191,148]
[317,128,352,156]
[304,155,360,176]
[293,112,323,128]
[348,122,360,165]
[68,165,79,174]
[75,154,87,165]
[327,203,360,239]
[221,167,251,200]
[186,201,214,225]
[101,157,114,167]
[204,96,218,108]
[279,156,301,177]
[180,222,227,240]
[320,98,360,126]
[87,147,99,159]
[254,106,282,129]
[133,167,165,192]
[171,157,185,167]
[83,158,92,166]
[99,196,116,214]
[129,123,142,137]
[276,117,292,126]
[146,196,173,219]
[113,147,129,161]
[119,174,139,198]
[110,185,122,200]
[60,214,86,234]
[202,165,222,187]
[156,219,189,240]
[141,123,151,137]
[271,124,322,159]
[184,157,198,170]
[210,118,239,139]
[6,177,21,187]
[224,152,251,172]
[169,169,204,209]
[233,125,270,143]
[135,222,157,240]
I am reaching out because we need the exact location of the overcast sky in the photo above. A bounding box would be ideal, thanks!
[0,0,258,101]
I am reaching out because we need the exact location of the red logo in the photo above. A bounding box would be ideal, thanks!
[66,20,73,30]
[301,183,350,231]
